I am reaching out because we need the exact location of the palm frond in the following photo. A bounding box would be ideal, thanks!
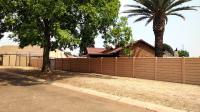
[134,16,149,23]
[167,6,197,14]
[167,13,185,20]
[145,16,154,26]
[166,0,192,11]
[127,13,151,18]
[124,5,145,9]
[123,9,152,14]
[162,0,173,10]
[133,0,156,12]
[164,16,168,24]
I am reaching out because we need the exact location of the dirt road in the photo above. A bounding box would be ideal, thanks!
[0,70,153,112]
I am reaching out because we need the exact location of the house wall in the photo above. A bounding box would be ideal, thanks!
[132,42,155,57]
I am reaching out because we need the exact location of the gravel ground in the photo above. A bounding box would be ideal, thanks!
[2,67,200,112]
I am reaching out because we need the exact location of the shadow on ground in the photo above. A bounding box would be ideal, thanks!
[0,68,116,82]
[0,71,46,86]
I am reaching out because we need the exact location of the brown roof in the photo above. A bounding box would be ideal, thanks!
[86,48,106,55]
[86,39,154,55]
[133,39,154,49]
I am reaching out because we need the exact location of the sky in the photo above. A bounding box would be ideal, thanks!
[0,0,200,57]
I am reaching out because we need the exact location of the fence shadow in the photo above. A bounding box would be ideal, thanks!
[1,68,116,82]
[0,70,46,86]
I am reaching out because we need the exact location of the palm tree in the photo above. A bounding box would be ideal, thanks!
[124,0,198,57]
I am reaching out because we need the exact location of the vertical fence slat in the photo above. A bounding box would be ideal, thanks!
[154,57,157,80]
[132,57,135,78]
[101,57,103,74]
[88,58,91,73]
[115,57,117,76]
[182,57,185,83]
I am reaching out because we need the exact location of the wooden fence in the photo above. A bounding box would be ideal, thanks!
[33,57,200,85]
[0,54,42,67]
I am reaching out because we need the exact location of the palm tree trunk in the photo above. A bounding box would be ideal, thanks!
[154,30,164,57]
[153,15,165,57]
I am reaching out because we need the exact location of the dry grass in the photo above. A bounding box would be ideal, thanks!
[2,67,200,112]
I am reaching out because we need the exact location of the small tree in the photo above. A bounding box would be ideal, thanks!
[178,50,189,57]
[103,17,133,56]
[163,43,174,56]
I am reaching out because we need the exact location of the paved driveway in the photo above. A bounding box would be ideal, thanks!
[0,71,153,112]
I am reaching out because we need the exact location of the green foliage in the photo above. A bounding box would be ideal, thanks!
[103,17,133,48]
[0,0,7,39]
[178,50,189,57]
[78,0,120,54]
[123,47,133,57]
[4,0,79,50]
[163,43,174,56]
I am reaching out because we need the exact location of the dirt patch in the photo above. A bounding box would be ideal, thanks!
[2,67,200,112]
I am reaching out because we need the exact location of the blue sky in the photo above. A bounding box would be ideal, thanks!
[0,0,200,57]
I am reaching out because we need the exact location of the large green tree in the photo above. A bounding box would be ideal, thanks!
[78,0,120,55]
[3,0,80,73]
[124,0,198,57]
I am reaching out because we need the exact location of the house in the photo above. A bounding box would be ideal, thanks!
[86,39,174,58]
[0,45,66,66]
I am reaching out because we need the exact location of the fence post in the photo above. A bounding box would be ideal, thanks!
[101,57,103,74]
[26,55,28,66]
[154,57,157,80]
[19,55,21,66]
[182,57,185,83]
[132,57,135,78]
[8,55,10,66]
[15,55,17,66]
[115,57,117,76]
[88,58,91,73]
[62,58,64,70]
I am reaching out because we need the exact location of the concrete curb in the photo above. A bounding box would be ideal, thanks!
[3,71,185,112]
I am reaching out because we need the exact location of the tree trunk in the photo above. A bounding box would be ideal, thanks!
[41,20,51,73]
[41,38,51,73]
[153,15,165,57]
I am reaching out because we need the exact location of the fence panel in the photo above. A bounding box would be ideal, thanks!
[117,58,133,77]
[79,58,90,73]
[185,58,200,85]
[70,58,80,72]
[30,57,42,68]
[62,58,70,71]
[90,58,102,73]
[134,58,155,80]
[102,58,115,75]
[157,58,182,83]
[3,55,9,66]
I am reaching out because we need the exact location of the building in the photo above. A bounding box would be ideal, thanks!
[86,39,174,58]
[0,45,66,66]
